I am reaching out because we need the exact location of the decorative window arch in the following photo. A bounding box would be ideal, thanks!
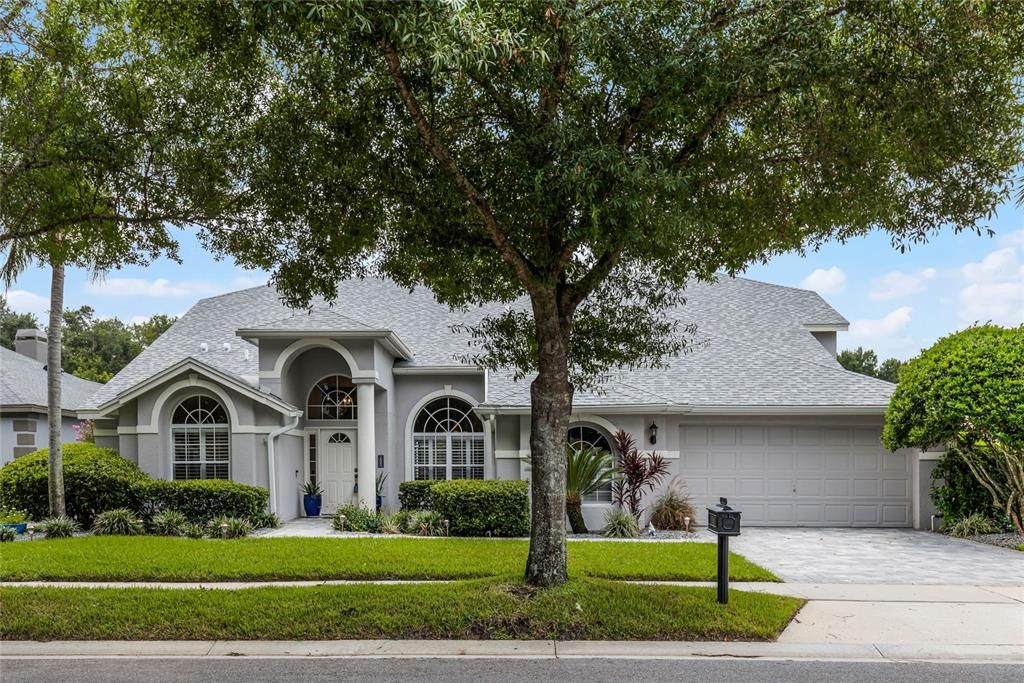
[307,375,357,420]
[412,397,484,480]
[568,423,614,503]
[171,396,230,480]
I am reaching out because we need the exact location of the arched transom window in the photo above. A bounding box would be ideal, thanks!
[171,396,229,481]
[413,397,484,480]
[307,375,357,420]
[568,424,613,503]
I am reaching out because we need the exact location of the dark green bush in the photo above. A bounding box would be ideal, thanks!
[398,480,439,510]
[331,504,383,532]
[931,451,1011,530]
[0,444,147,527]
[136,479,268,524]
[430,480,529,537]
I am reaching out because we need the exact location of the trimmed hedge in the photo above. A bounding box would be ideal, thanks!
[136,479,268,524]
[398,481,438,510]
[0,444,147,527]
[430,480,529,537]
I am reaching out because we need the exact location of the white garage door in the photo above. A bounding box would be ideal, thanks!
[680,424,911,527]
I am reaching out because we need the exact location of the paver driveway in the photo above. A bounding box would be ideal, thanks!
[729,528,1024,585]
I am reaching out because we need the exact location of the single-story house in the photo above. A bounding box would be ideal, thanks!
[79,276,939,529]
[1,330,103,465]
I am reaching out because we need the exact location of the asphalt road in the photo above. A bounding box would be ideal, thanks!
[2,658,1021,682]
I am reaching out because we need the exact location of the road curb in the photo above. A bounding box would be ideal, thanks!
[2,640,1021,663]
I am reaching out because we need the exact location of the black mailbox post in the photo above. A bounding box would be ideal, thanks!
[707,497,741,604]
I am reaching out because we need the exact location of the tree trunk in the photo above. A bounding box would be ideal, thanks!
[47,261,66,517]
[566,495,588,534]
[525,293,574,587]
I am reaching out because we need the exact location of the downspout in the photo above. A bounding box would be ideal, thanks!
[267,411,302,515]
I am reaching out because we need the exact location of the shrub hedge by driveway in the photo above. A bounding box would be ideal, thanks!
[0,579,802,641]
[0,536,779,582]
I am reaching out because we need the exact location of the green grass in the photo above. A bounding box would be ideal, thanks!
[0,536,778,582]
[0,580,802,641]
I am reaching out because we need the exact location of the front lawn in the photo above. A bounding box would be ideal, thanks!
[0,579,802,641]
[0,536,778,582]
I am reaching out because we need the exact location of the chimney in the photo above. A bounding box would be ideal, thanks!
[14,328,48,363]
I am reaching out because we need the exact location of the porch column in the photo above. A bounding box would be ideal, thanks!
[356,382,376,509]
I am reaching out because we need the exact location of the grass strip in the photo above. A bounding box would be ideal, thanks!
[0,579,802,641]
[0,536,778,582]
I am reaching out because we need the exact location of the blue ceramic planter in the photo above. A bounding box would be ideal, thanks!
[303,494,322,517]
[2,522,27,534]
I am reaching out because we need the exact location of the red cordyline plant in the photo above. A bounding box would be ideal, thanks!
[611,430,670,521]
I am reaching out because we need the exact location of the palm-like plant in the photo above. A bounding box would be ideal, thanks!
[566,446,613,534]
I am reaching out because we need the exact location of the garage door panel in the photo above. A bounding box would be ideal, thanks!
[681,422,911,528]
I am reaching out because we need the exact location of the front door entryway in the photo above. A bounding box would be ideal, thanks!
[320,431,356,514]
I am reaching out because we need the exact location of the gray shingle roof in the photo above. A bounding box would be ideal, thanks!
[82,275,892,411]
[0,347,103,411]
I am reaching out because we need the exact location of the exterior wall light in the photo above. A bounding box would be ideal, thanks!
[649,421,658,445]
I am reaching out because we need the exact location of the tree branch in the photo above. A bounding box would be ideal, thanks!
[380,39,538,288]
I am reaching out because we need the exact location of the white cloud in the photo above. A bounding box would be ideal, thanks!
[2,289,49,317]
[86,272,268,299]
[800,266,846,295]
[957,232,1023,326]
[849,306,913,338]
[868,267,937,301]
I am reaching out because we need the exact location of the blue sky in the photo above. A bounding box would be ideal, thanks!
[5,201,1023,361]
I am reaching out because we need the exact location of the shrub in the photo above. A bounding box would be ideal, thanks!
[405,509,445,536]
[601,509,640,538]
[611,430,670,520]
[947,512,1000,538]
[0,526,14,542]
[331,504,382,532]
[250,511,281,529]
[91,508,144,536]
[183,522,206,539]
[566,446,614,534]
[150,510,188,536]
[380,514,403,535]
[41,515,80,539]
[398,481,438,510]
[207,515,252,539]
[649,479,696,531]
[0,506,28,525]
[0,443,147,527]
[931,452,1010,531]
[430,480,529,537]
[137,479,268,524]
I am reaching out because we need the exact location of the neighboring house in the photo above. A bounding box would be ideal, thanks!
[0,330,103,464]
[79,277,938,528]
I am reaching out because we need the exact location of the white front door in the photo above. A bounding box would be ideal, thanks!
[321,431,356,514]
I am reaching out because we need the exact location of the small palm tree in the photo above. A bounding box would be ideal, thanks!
[566,446,613,534]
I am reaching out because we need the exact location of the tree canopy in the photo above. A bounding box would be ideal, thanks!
[837,347,904,384]
[0,295,38,349]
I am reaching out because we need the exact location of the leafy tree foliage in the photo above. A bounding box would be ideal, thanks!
[883,325,1024,532]
[0,295,39,350]
[142,1,1024,585]
[838,346,905,383]
[62,306,176,382]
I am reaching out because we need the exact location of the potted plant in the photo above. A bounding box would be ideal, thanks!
[302,480,323,517]
[0,507,29,534]
[375,472,388,512]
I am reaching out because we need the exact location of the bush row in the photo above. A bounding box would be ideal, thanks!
[397,479,529,537]
[0,444,269,528]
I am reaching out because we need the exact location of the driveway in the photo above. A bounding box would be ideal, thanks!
[729,528,1024,585]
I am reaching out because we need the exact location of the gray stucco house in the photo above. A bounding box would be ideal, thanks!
[1,330,102,465]
[79,276,937,529]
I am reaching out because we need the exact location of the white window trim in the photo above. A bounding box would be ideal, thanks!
[404,388,489,481]
[412,430,486,481]
[170,396,231,481]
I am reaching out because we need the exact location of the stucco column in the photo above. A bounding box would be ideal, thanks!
[356,382,376,509]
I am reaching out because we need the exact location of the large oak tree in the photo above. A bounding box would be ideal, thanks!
[142,0,1022,586]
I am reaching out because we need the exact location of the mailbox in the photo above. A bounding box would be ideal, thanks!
[707,497,741,536]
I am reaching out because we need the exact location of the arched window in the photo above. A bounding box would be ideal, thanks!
[568,424,613,503]
[171,396,229,481]
[412,397,484,480]
[307,375,357,420]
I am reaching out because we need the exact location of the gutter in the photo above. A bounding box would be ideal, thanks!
[266,411,302,515]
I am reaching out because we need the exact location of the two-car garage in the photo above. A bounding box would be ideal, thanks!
[679,421,913,527]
